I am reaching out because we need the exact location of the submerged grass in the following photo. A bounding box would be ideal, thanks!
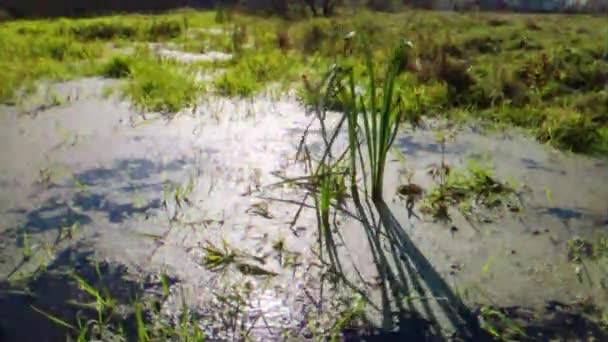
[421,159,517,221]
[31,263,209,341]
[567,235,608,264]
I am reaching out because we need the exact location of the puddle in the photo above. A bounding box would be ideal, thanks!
[155,47,232,63]
[190,28,225,36]
[1,78,608,340]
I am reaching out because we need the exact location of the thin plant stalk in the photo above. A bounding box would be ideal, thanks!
[349,38,409,201]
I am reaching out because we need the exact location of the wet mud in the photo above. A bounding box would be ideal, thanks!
[1,78,607,341]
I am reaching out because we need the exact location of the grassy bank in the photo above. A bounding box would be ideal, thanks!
[0,8,606,152]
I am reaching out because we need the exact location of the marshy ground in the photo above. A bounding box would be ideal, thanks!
[0,7,607,342]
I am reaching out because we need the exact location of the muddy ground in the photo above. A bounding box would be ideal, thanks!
[1,77,608,341]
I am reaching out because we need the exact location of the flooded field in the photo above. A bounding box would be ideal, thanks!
[1,6,607,341]
[0,76,607,341]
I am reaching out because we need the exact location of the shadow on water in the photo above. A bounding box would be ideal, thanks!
[0,243,172,342]
[0,157,188,339]
[336,186,487,341]
[307,121,599,339]
[5,182,162,239]
[318,190,608,341]
[73,158,188,187]
[520,158,563,174]
[542,207,584,221]
[5,158,189,238]
[395,135,468,158]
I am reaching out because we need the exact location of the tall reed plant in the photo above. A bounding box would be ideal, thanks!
[345,38,412,201]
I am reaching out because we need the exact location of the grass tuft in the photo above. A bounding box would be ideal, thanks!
[63,18,183,41]
[214,49,300,97]
[422,159,517,220]
[536,107,601,153]
[125,58,201,114]
[345,37,412,201]
[100,55,133,78]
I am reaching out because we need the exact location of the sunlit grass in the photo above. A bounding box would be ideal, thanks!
[2,8,605,154]
[214,49,302,97]
[125,59,201,114]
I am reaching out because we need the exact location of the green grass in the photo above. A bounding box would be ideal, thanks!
[201,240,236,270]
[0,11,215,108]
[421,159,518,221]
[347,38,411,201]
[9,8,608,341]
[61,17,183,41]
[32,264,209,341]
[201,240,276,276]
[287,10,607,155]
[124,56,201,114]
[0,28,102,103]
[2,9,606,153]
[100,55,134,78]
[567,235,608,264]
[479,306,527,341]
[214,49,302,97]
[536,107,602,153]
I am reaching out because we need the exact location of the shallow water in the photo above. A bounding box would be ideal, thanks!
[1,78,607,341]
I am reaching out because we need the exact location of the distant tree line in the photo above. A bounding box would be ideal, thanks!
[247,0,607,16]
[1,0,606,19]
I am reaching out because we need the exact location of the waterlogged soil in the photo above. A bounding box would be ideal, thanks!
[0,78,607,341]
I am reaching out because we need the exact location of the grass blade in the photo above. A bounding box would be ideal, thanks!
[135,302,150,342]
[31,305,76,331]
[72,273,105,306]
